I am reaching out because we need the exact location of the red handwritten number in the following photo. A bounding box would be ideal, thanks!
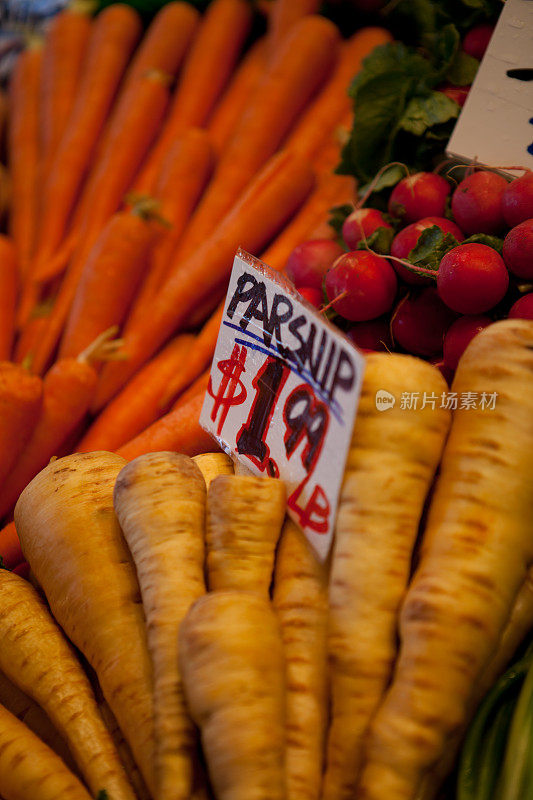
[208,344,248,436]
[236,356,288,474]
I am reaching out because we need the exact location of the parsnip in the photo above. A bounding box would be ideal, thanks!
[14,451,156,796]
[0,568,135,800]
[206,474,286,594]
[179,591,286,800]
[0,703,92,800]
[324,353,451,800]
[193,452,234,487]
[272,517,328,800]
[113,451,207,800]
[357,320,533,800]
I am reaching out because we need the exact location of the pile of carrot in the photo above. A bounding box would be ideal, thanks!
[0,0,392,541]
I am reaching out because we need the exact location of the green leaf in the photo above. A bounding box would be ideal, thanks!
[327,204,353,238]
[399,91,460,137]
[447,50,479,86]
[407,225,461,272]
[97,791,109,800]
[349,42,434,97]
[462,233,504,253]
[424,24,460,81]
[356,226,395,255]
[355,165,407,198]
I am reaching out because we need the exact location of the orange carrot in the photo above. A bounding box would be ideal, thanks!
[171,369,210,411]
[39,1,93,185]
[0,362,43,488]
[0,349,100,518]
[207,38,266,156]
[126,128,214,328]
[267,0,322,58]
[30,4,142,280]
[0,522,23,569]
[93,149,314,409]
[0,235,17,360]
[59,205,163,360]
[8,38,43,279]
[117,390,216,461]
[13,314,50,365]
[171,15,339,262]
[284,27,393,161]
[76,333,195,453]
[133,0,253,195]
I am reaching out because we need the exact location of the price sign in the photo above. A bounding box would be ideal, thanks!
[200,249,365,560]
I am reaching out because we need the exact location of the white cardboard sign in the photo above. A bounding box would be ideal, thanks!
[200,250,365,561]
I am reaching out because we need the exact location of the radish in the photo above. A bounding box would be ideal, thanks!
[324,250,397,322]
[437,243,509,313]
[502,219,533,279]
[388,172,450,224]
[390,287,456,357]
[501,172,533,227]
[341,208,392,250]
[451,170,508,234]
[443,315,492,371]
[297,286,323,308]
[390,216,464,285]
[285,239,344,291]
[462,24,494,60]
[345,317,393,352]
[509,294,533,320]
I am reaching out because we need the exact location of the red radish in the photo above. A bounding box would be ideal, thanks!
[388,172,450,224]
[462,24,494,60]
[429,357,454,386]
[390,216,464,285]
[437,243,509,314]
[12,562,30,579]
[501,172,533,228]
[451,170,508,234]
[502,219,533,279]
[285,239,344,290]
[438,84,469,107]
[390,287,457,357]
[509,294,533,320]
[345,316,393,352]
[443,314,492,371]
[324,250,397,322]
[297,286,323,308]
[341,208,392,250]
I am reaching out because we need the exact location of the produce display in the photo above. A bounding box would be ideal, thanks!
[0,0,533,798]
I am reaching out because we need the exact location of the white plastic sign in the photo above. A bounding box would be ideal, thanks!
[200,250,365,561]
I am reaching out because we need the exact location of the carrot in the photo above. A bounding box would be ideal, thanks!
[272,518,328,800]
[267,0,321,58]
[179,591,287,800]
[94,149,314,408]
[193,452,234,488]
[172,15,339,261]
[118,389,217,461]
[13,313,50,364]
[0,362,43,488]
[0,668,76,773]
[0,342,102,517]
[114,452,207,800]
[207,37,266,156]
[8,37,43,279]
[59,204,163,359]
[14,450,156,795]
[0,235,17,359]
[0,703,92,800]
[284,27,393,161]
[171,368,209,411]
[323,354,451,800]
[39,1,93,185]
[126,128,215,327]
[0,87,8,155]
[134,0,253,195]
[97,699,151,800]
[206,474,286,595]
[30,4,142,280]
[0,569,137,799]
[77,333,195,452]
[356,320,533,800]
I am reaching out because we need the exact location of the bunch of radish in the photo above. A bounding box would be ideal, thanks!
[285,168,533,379]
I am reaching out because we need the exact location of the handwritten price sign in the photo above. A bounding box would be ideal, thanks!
[200,250,365,560]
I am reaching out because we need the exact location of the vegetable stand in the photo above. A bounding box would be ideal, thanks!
[0,0,532,799]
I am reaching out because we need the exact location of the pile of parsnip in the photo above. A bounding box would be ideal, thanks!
[1,317,532,800]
